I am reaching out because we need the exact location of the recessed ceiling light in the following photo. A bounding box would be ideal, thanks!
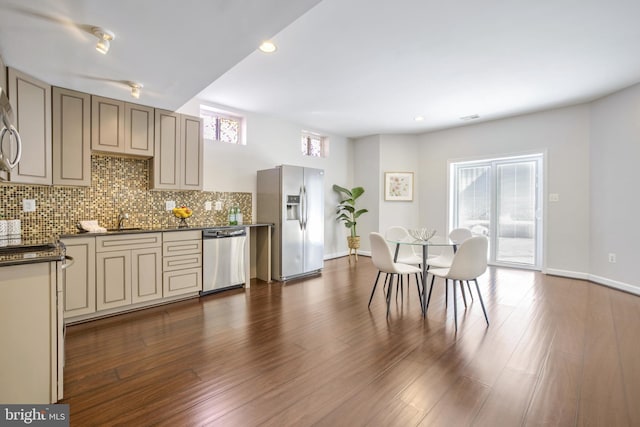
[259,40,277,53]
[92,27,115,54]
[460,114,480,121]
[414,115,425,122]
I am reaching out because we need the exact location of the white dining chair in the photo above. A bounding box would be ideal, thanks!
[426,235,489,332]
[384,226,424,301]
[368,232,423,316]
[426,227,472,268]
[426,227,473,305]
[385,226,423,266]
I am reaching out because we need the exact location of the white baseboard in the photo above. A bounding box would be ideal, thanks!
[544,268,639,296]
[324,250,371,260]
[544,268,589,281]
[324,251,349,260]
[588,274,640,296]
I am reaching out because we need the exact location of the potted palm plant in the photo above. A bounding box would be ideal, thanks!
[333,184,368,261]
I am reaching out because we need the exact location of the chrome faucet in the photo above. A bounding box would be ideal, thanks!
[117,210,129,230]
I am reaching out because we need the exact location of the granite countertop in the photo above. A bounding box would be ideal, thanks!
[0,223,273,267]
[0,234,65,267]
[59,223,273,239]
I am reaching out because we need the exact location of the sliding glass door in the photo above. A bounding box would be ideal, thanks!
[451,154,543,269]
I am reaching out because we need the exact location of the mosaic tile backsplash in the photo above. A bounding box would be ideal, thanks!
[0,155,252,238]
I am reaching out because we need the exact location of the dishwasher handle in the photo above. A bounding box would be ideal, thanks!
[202,228,246,239]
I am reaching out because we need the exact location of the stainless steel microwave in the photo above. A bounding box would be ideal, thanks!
[0,86,22,177]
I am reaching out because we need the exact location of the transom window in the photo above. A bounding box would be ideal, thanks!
[200,106,244,145]
[301,131,329,157]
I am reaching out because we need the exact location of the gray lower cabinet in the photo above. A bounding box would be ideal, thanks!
[162,230,203,297]
[61,237,96,318]
[64,231,201,323]
[0,262,62,403]
[96,249,132,310]
[131,247,163,304]
[96,233,162,311]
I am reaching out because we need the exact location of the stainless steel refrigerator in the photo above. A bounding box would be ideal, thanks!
[257,165,324,281]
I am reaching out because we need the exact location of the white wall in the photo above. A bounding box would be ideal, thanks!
[589,83,640,291]
[179,98,352,258]
[351,134,422,253]
[353,135,381,252]
[181,85,640,293]
[379,134,421,232]
[416,105,592,275]
[352,107,592,275]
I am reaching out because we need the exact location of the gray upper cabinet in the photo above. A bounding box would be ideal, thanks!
[91,95,125,154]
[124,103,154,157]
[0,56,6,182]
[0,55,6,92]
[52,87,91,186]
[7,68,52,185]
[92,96,154,158]
[152,109,181,190]
[180,114,203,190]
[151,110,202,190]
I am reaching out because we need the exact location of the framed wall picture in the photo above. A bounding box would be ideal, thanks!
[384,172,414,201]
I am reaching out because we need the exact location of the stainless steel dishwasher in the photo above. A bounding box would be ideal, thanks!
[201,227,247,295]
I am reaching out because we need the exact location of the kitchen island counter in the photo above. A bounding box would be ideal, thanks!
[0,236,65,267]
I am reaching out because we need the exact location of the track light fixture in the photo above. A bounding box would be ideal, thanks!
[128,82,143,99]
[92,27,115,54]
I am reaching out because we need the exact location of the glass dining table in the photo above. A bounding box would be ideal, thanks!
[385,235,456,316]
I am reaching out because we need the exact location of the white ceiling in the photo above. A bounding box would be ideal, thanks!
[1,0,640,138]
[0,0,322,109]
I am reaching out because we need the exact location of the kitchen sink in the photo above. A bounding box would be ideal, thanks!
[106,228,144,232]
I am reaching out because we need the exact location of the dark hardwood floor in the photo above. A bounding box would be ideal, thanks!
[62,257,640,426]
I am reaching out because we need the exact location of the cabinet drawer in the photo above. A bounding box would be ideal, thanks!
[96,233,162,252]
[163,230,202,242]
[163,267,202,297]
[163,253,202,271]
[163,239,202,256]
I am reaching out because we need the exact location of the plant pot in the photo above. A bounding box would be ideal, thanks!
[347,236,361,249]
[347,236,360,262]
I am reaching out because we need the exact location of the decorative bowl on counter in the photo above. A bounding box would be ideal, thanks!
[408,228,436,241]
[172,206,192,219]
[172,206,192,228]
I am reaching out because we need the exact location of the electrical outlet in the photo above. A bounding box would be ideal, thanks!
[165,200,176,211]
[215,201,222,211]
[22,199,36,212]
[549,193,559,202]
[608,253,617,263]
[204,201,212,211]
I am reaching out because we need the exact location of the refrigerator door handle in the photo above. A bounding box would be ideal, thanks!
[302,185,308,229]
[298,186,304,230]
